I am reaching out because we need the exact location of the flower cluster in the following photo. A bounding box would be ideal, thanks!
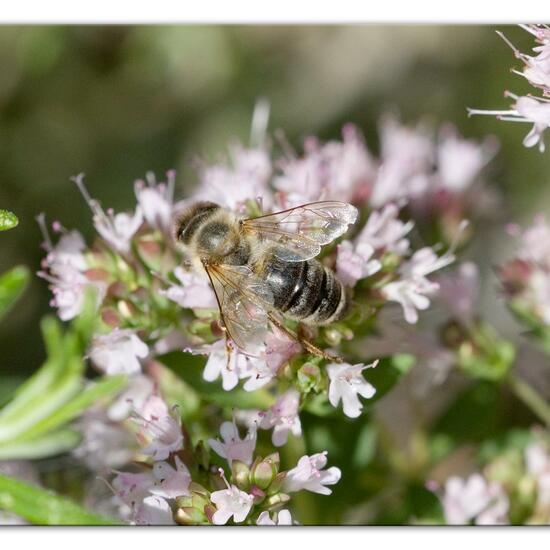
[431,432,550,525]
[111,409,340,525]
[33,108,500,526]
[469,25,550,152]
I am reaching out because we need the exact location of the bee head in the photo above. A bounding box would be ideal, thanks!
[173,201,220,246]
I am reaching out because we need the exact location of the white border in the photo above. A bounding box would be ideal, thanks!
[0,1,548,24]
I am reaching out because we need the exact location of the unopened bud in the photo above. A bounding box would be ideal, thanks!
[266,472,287,496]
[232,460,251,491]
[324,327,342,347]
[297,362,322,393]
[264,492,291,510]
[251,457,278,490]
[175,506,206,526]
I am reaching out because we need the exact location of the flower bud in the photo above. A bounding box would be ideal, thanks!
[175,506,206,525]
[323,327,342,347]
[266,472,287,496]
[251,457,278,490]
[232,460,251,491]
[264,492,291,510]
[297,362,322,393]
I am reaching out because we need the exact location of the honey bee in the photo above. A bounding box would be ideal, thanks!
[174,201,358,361]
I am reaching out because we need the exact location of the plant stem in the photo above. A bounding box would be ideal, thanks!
[508,374,550,428]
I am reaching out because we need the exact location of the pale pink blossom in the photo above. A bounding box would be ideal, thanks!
[193,340,276,392]
[439,474,509,525]
[108,374,155,422]
[112,471,155,509]
[516,214,550,268]
[260,389,302,446]
[73,408,136,471]
[357,203,413,255]
[336,240,381,287]
[150,456,192,499]
[134,394,183,461]
[194,144,272,212]
[210,484,254,525]
[208,420,257,466]
[134,171,175,231]
[283,452,341,495]
[437,126,497,193]
[326,361,377,418]
[264,328,301,372]
[161,267,218,310]
[89,329,149,376]
[256,509,293,525]
[135,496,175,525]
[383,246,455,324]
[371,116,434,207]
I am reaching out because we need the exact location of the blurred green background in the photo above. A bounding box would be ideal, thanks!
[1,25,549,379]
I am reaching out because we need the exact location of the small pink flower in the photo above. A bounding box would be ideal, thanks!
[89,329,149,376]
[264,327,301,372]
[135,496,174,525]
[134,171,175,231]
[283,451,341,495]
[150,456,192,499]
[134,394,183,461]
[438,474,509,525]
[260,389,302,446]
[336,240,381,287]
[210,483,254,525]
[326,361,377,418]
[256,509,293,525]
[161,267,218,310]
[112,471,154,509]
[208,420,257,466]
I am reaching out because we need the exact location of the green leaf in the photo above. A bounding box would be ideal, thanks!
[12,374,127,442]
[0,209,18,231]
[0,473,120,525]
[0,266,30,320]
[158,351,274,409]
[0,429,81,460]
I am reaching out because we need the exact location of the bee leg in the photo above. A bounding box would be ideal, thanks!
[267,313,343,364]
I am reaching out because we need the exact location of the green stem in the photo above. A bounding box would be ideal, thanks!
[508,374,550,428]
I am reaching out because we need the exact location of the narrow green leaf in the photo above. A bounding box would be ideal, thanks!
[13,374,127,442]
[0,473,120,525]
[0,209,18,231]
[0,429,81,460]
[0,266,29,320]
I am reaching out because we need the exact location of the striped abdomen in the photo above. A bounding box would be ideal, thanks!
[262,251,347,325]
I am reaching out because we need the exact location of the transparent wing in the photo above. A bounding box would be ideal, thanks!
[203,262,274,354]
[242,201,358,262]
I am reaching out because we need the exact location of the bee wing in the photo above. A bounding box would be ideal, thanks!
[241,201,358,262]
[204,262,274,354]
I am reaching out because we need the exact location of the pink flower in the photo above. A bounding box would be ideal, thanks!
[135,496,174,525]
[371,115,434,207]
[264,328,301,372]
[256,509,293,525]
[194,340,276,392]
[133,394,183,461]
[112,471,155,509]
[336,240,381,287]
[260,389,302,446]
[161,267,218,310]
[210,484,254,525]
[89,329,149,376]
[208,420,257,466]
[283,452,341,495]
[437,126,497,193]
[150,456,192,499]
[134,171,175,231]
[383,246,455,324]
[438,474,509,525]
[525,442,550,508]
[107,374,155,421]
[326,361,377,418]
[357,203,414,255]
[194,144,272,212]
